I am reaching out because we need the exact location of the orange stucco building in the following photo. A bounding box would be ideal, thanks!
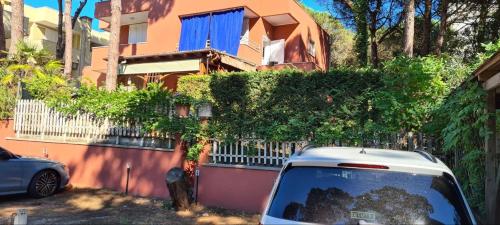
[85,0,331,89]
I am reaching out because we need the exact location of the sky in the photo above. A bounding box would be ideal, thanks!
[301,0,328,11]
[25,0,328,31]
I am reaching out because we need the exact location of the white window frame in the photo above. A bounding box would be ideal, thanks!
[128,23,148,44]
[240,18,250,45]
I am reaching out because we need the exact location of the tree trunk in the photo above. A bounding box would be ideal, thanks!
[493,0,500,41]
[354,0,368,67]
[370,31,379,67]
[9,0,24,56]
[56,0,64,60]
[63,0,73,78]
[166,167,191,210]
[422,0,432,55]
[106,0,121,91]
[476,0,489,51]
[0,2,6,57]
[71,0,88,28]
[369,12,379,68]
[403,0,415,57]
[57,0,88,62]
[435,0,448,55]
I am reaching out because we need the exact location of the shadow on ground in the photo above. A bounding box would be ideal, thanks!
[0,188,260,225]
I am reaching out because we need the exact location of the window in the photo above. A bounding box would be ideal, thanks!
[267,167,472,225]
[128,23,148,44]
[240,18,250,45]
[308,39,316,56]
[72,34,81,50]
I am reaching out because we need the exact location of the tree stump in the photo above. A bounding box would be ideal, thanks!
[165,167,190,210]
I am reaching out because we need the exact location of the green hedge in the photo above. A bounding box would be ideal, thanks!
[178,55,469,144]
[177,60,486,214]
[178,69,385,143]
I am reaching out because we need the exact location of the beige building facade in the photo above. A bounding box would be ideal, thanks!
[3,2,109,79]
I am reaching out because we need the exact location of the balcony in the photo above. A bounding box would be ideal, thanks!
[95,0,151,19]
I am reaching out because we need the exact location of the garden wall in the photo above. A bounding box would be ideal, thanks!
[0,119,278,213]
[198,165,279,212]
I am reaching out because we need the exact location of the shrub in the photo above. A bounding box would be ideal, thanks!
[178,69,384,143]
[177,75,213,103]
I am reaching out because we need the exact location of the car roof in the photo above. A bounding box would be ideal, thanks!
[287,147,453,176]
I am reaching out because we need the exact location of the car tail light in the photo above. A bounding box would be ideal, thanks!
[337,163,389,169]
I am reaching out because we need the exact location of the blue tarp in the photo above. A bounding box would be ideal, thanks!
[178,14,211,51]
[209,8,244,56]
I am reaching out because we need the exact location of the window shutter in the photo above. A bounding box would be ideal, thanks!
[128,23,148,44]
[128,25,136,44]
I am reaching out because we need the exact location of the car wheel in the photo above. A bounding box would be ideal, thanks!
[28,170,59,198]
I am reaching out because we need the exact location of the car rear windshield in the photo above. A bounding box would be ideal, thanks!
[267,166,472,225]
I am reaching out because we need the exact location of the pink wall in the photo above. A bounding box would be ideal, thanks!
[0,120,279,213]
[0,120,184,198]
[198,165,278,213]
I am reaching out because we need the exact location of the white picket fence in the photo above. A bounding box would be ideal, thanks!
[13,99,175,149]
[13,100,322,166]
[210,139,310,167]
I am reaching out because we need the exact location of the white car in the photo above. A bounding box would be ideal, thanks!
[260,147,477,225]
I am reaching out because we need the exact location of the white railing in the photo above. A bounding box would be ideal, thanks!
[13,99,175,149]
[210,139,310,167]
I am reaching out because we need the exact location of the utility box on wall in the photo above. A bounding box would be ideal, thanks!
[197,103,212,118]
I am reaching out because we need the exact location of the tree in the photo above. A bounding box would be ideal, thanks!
[71,0,88,28]
[421,0,432,55]
[304,8,356,66]
[354,0,369,66]
[323,0,369,66]
[403,0,415,57]
[63,0,72,77]
[9,0,24,56]
[106,0,121,91]
[435,0,447,55]
[56,0,63,59]
[493,0,500,41]
[0,1,6,57]
[476,0,490,51]
[323,0,404,67]
[437,0,500,58]
[57,0,88,60]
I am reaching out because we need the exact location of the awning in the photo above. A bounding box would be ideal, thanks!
[118,49,256,72]
[118,59,200,75]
